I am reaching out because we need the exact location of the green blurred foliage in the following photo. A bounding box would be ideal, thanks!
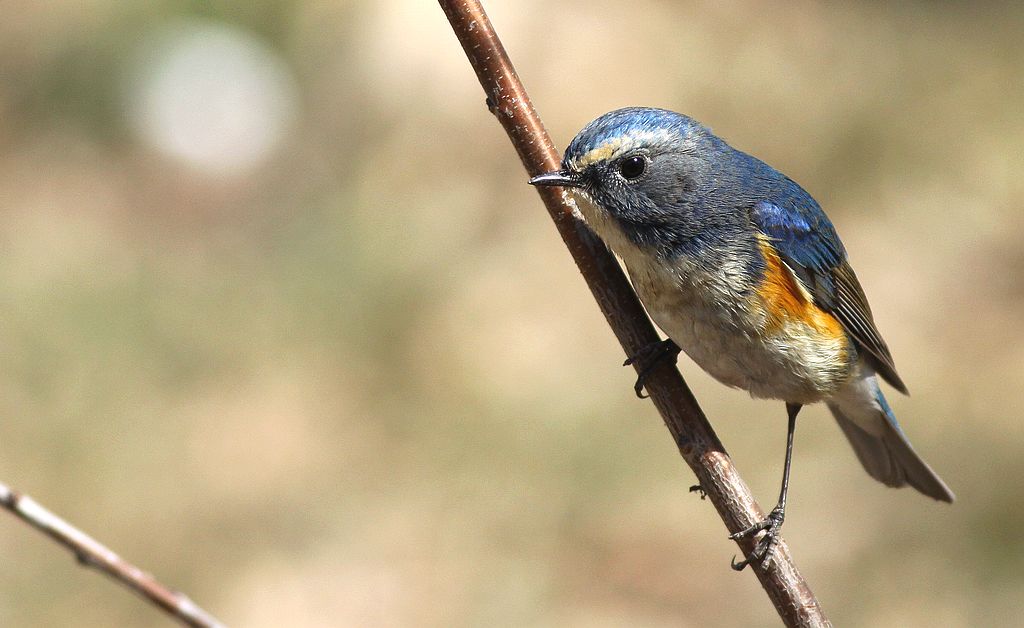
[0,1,1022,626]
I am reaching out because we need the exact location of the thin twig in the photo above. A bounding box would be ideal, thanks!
[437,2,831,626]
[0,481,225,628]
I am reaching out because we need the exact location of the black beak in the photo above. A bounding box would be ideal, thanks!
[529,169,581,188]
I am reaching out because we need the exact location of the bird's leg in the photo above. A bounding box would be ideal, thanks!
[730,402,801,571]
[623,339,681,398]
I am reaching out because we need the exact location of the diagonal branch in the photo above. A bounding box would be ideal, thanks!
[437,1,830,626]
[0,482,225,628]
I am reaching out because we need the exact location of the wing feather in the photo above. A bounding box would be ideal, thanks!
[751,200,907,394]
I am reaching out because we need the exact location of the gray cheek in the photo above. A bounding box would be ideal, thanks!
[641,168,695,210]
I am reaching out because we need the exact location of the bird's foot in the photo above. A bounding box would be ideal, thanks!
[623,339,681,398]
[688,484,707,500]
[729,505,785,571]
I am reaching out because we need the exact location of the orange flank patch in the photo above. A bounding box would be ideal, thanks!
[756,237,845,339]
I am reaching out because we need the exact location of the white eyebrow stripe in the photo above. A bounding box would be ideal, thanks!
[570,128,678,170]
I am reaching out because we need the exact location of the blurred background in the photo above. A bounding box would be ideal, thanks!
[0,1,1021,626]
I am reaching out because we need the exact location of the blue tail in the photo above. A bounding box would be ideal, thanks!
[827,378,954,502]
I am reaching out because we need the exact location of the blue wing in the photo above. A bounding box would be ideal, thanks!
[751,197,908,394]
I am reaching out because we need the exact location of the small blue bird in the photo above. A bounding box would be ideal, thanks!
[530,107,953,569]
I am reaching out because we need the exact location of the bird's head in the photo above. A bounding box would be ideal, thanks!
[530,107,718,246]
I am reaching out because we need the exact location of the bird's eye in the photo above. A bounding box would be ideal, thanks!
[618,155,647,181]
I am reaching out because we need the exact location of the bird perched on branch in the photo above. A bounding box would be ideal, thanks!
[530,107,953,570]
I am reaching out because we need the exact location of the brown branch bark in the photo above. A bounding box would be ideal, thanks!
[0,482,225,628]
[437,2,831,626]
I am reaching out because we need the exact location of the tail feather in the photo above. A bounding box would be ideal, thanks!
[827,377,954,503]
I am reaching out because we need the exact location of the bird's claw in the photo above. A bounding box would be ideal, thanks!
[623,339,681,398]
[729,506,785,571]
[689,484,707,500]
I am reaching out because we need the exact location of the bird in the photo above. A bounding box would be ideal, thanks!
[529,107,953,570]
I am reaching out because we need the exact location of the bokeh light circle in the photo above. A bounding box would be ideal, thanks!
[125,20,299,175]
